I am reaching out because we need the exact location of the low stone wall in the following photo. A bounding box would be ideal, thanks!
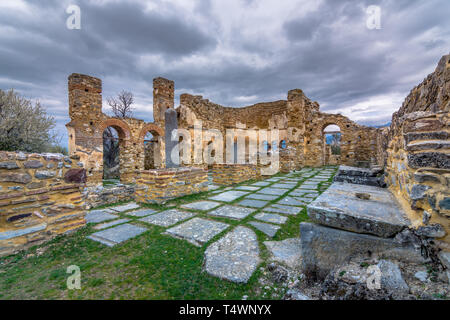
[83,184,137,209]
[210,164,261,185]
[0,151,87,257]
[135,167,208,204]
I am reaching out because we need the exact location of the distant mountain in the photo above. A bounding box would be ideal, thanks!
[372,122,391,128]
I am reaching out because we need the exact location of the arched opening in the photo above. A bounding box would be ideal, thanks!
[144,130,162,170]
[323,124,341,165]
[103,126,121,184]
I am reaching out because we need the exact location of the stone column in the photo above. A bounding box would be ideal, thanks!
[165,108,179,168]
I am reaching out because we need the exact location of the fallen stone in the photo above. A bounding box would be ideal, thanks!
[300,222,425,280]
[414,271,428,282]
[204,226,261,283]
[264,238,302,269]
[377,260,409,294]
[307,182,410,237]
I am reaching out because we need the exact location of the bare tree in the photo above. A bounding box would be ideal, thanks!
[107,90,134,119]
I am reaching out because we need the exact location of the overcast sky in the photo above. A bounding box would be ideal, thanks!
[0,0,449,147]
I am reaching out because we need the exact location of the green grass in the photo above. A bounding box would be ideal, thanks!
[0,167,338,300]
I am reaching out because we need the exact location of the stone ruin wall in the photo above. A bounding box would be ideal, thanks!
[0,151,87,256]
[177,87,380,170]
[384,54,450,244]
[66,74,166,209]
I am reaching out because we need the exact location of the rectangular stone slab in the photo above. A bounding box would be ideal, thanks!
[254,212,288,225]
[86,210,118,224]
[245,193,279,201]
[139,209,195,227]
[276,196,306,207]
[165,217,229,246]
[93,218,130,230]
[237,199,269,208]
[257,188,289,196]
[307,182,410,238]
[125,208,157,217]
[181,201,222,211]
[249,221,280,237]
[251,181,271,187]
[88,223,147,247]
[208,205,256,220]
[234,186,260,191]
[263,204,302,215]
[109,202,140,212]
[209,190,249,202]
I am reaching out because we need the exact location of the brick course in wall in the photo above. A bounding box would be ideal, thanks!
[210,164,261,186]
[135,167,208,204]
[0,151,86,256]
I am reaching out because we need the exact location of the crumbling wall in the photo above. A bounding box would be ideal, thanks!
[385,54,450,243]
[66,74,165,187]
[135,167,208,204]
[210,164,261,185]
[0,151,86,256]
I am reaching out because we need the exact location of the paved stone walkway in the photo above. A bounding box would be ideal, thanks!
[85,166,337,283]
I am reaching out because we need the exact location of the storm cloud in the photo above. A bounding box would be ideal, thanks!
[0,0,449,146]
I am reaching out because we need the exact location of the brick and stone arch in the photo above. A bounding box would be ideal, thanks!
[139,123,165,170]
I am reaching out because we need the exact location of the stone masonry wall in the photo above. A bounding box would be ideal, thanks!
[135,167,208,204]
[0,151,87,256]
[82,184,137,209]
[210,164,261,186]
[385,54,450,244]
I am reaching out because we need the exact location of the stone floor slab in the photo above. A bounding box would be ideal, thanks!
[209,190,249,202]
[208,205,256,220]
[139,209,195,227]
[204,226,261,283]
[125,208,157,217]
[270,183,294,189]
[86,210,118,224]
[276,196,306,207]
[237,199,268,208]
[257,188,289,196]
[251,181,271,187]
[88,223,147,247]
[254,212,288,225]
[181,201,222,211]
[93,218,130,230]
[249,221,280,237]
[264,204,302,215]
[165,217,229,246]
[208,184,221,191]
[109,202,140,212]
[234,185,260,191]
[245,193,279,201]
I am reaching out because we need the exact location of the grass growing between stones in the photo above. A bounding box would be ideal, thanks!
[0,167,338,300]
[0,223,264,300]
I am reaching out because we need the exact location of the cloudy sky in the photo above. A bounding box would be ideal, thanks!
[0,0,449,147]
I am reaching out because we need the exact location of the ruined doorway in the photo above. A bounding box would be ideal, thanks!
[144,131,162,169]
[103,126,120,183]
[323,124,341,165]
